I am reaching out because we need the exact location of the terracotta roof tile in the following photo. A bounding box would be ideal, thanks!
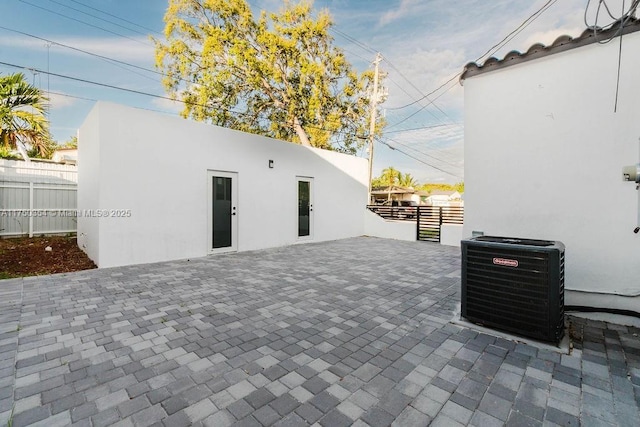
[460,18,640,82]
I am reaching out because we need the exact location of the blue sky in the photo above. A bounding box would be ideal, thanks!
[0,0,612,183]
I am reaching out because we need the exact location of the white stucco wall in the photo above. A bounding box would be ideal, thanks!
[78,102,367,268]
[76,107,100,263]
[463,32,640,312]
[363,210,415,241]
[440,224,463,247]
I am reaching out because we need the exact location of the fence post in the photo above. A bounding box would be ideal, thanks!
[438,207,443,243]
[28,181,34,237]
[416,206,421,241]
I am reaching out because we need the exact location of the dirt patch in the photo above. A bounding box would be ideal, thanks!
[0,236,96,279]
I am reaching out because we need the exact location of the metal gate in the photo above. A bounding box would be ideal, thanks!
[417,206,441,242]
[416,206,464,242]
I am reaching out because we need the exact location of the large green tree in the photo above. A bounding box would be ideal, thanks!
[155,0,380,153]
[420,182,465,194]
[0,72,52,159]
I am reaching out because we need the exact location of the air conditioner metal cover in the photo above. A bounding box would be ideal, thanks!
[461,236,565,344]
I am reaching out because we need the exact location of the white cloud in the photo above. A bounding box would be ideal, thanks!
[520,26,584,49]
[379,0,420,27]
[151,96,183,113]
[382,47,465,110]
[48,91,77,109]
[0,35,154,63]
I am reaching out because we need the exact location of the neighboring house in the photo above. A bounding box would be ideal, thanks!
[77,102,368,268]
[371,185,417,204]
[423,191,462,207]
[52,148,78,164]
[461,19,640,313]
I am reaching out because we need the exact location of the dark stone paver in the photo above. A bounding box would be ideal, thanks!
[0,237,639,426]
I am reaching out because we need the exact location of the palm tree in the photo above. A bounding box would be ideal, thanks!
[0,72,51,160]
[380,167,400,188]
[380,166,400,202]
[398,172,418,188]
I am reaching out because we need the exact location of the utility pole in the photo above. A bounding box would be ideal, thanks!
[367,52,382,204]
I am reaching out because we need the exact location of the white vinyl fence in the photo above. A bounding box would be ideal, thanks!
[0,158,77,182]
[0,175,77,237]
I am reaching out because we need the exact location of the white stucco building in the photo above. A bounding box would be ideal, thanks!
[461,20,640,313]
[78,102,368,268]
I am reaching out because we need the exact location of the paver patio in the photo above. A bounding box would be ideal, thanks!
[0,237,639,427]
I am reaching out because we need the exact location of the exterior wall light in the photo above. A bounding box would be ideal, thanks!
[269,160,274,168]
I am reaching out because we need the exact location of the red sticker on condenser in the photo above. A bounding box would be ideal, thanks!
[493,258,518,267]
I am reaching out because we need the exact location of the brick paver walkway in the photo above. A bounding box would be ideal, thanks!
[0,237,638,426]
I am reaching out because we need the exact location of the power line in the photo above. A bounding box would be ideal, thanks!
[48,90,97,102]
[386,0,558,114]
[17,0,152,47]
[383,123,459,134]
[380,136,462,170]
[0,26,209,90]
[0,60,224,111]
[474,0,558,63]
[376,137,463,179]
[67,0,161,35]
[44,0,151,38]
[380,57,462,129]
[329,27,377,55]
[0,26,156,76]
[385,79,460,130]
[322,15,460,130]
[0,60,370,143]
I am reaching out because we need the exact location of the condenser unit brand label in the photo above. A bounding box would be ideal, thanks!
[493,257,519,267]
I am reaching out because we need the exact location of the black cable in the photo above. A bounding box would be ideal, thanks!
[0,60,375,144]
[0,26,171,82]
[329,27,377,55]
[382,58,459,129]
[376,137,463,179]
[384,123,458,134]
[585,0,640,41]
[566,305,640,319]
[476,0,557,63]
[44,0,151,37]
[387,0,557,114]
[385,0,558,132]
[0,60,250,117]
[67,0,161,35]
[379,136,463,170]
[385,73,462,112]
[48,90,97,102]
[17,0,152,46]
[385,80,459,130]
[614,0,625,113]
